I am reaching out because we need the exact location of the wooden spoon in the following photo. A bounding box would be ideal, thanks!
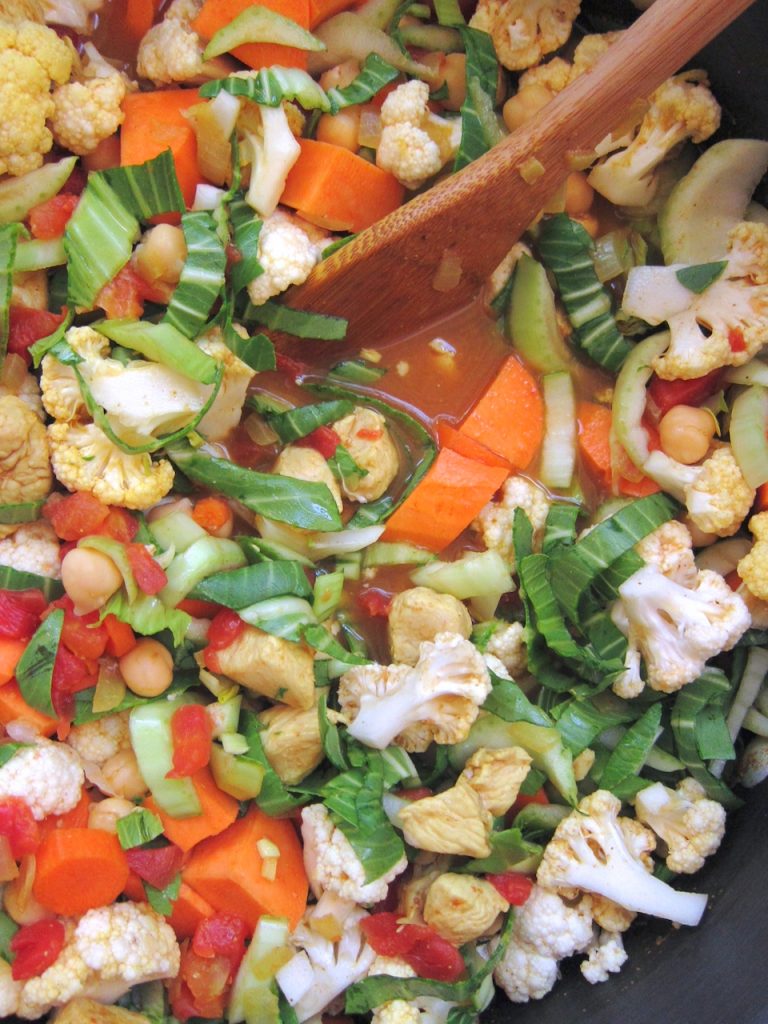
[285,0,756,346]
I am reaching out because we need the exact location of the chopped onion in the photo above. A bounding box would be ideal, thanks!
[147,497,194,524]
[519,157,545,184]
[92,660,126,714]
[244,412,279,446]
[725,359,768,387]
[539,371,576,489]
[193,184,227,211]
[308,525,385,557]
[357,104,383,149]
[566,148,597,171]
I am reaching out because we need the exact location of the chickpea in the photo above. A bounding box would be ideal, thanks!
[119,638,174,698]
[4,864,48,925]
[319,59,361,92]
[61,547,123,616]
[316,108,361,152]
[564,172,595,217]
[659,404,717,465]
[134,223,187,288]
[421,52,468,112]
[88,796,136,834]
[683,515,718,548]
[502,83,553,132]
[101,748,148,801]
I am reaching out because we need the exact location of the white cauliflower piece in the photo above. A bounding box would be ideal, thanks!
[480,619,528,677]
[372,1002,421,1024]
[388,587,472,665]
[276,893,376,1022]
[493,941,559,1003]
[67,712,131,767]
[588,72,720,208]
[136,0,204,84]
[536,790,708,926]
[512,884,593,960]
[197,331,256,442]
[469,0,580,71]
[0,960,23,1018]
[634,519,698,586]
[738,511,768,601]
[43,0,104,33]
[50,68,126,156]
[0,520,61,578]
[623,222,768,380]
[473,475,550,570]
[580,929,627,984]
[634,778,726,874]
[274,444,343,513]
[40,325,109,423]
[242,106,301,219]
[0,740,83,819]
[47,421,174,511]
[376,80,460,190]
[301,803,407,904]
[246,209,328,305]
[332,406,400,503]
[338,631,492,752]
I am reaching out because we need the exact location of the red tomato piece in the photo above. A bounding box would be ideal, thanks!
[168,975,201,1023]
[8,307,66,365]
[60,163,87,195]
[646,368,724,419]
[180,947,230,1017]
[729,327,747,353]
[359,912,407,957]
[485,871,534,906]
[0,796,40,858]
[276,352,309,381]
[28,194,79,239]
[357,588,393,617]
[10,919,66,980]
[43,492,110,541]
[51,644,98,720]
[0,590,45,640]
[508,787,549,820]
[49,597,108,662]
[396,787,433,802]
[97,507,139,544]
[95,264,159,319]
[192,913,248,980]
[126,843,184,890]
[295,426,341,459]
[167,705,213,779]
[102,614,137,658]
[403,927,465,982]
[206,609,245,651]
[126,543,167,595]
[177,599,221,619]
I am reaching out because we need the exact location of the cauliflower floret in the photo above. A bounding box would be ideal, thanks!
[211,623,315,709]
[512,884,594,960]
[338,631,492,752]
[469,0,580,71]
[537,790,708,926]
[473,476,550,570]
[588,72,720,208]
[0,960,23,1018]
[43,0,105,33]
[368,957,457,1024]
[136,0,204,84]
[375,80,460,190]
[197,331,256,442]
[301,803,408,904]
[610,556,750,696]
[635,519,698,585]
[0,395,52,539]
[67,712,131,767]
[387,587,472,665]
[423,873,509,946]
[242,105,302,219]
[50,66,126,156]
[258,703,325,784]
[580,928,627,984]
[519,31,621,92]
[0,18,74,176]
[493,941,559,1003]
[41,325,110,422]
[246,208,329,305]
[276,893,376,1022]
[738,511,768,601]
[623,222,768,380]
[460,745,532,816]
[47,421,174,511]
[634,778,726,874]
[1,0,45,21]
[18,903,180,1019]
[0,520,60,578]
[372,1002,421,1024]
[332,406,399,503]
[397,777,493,858]
[0,740,83,819]
[274,445,343,513]
[478,619,528,677]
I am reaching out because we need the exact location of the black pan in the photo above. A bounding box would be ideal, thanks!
[489,3,768,1022]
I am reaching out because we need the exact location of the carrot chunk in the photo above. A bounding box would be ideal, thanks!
[33,828,129,916]
[192,0,312,70]
[143,767,239,853]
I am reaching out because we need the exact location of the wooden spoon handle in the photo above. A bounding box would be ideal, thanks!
[288,0,756,345]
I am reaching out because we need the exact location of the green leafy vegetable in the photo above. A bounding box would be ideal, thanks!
[28,309,73,367]
[96,319,219,385]
[103,591,192,647]
[229,197,264,296]
[241,710,308,816]
[675,260,728,294]
[98,151,185,219]
[243,299,348,340]
[0,743,28,768]
[163,212,227,339]
[145,873,182,916]
[116,808,165,849]
[453,27,499,171]
[265,399,354,442]
[201,66,331,112]
[15,609,64,718]
[599,703,662,791]
[329,358,387,384]
[190,560,312,607]
[459,827,542,874]
[0,501,45,525]
[327,53,401,111]
[0,910,18,965]
[0,223,23,364]
[301,623,371,664]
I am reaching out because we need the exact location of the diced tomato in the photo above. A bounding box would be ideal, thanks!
[44,492,110,541]
[646,368,724,419]
[725,569,743,591]
[28,194,79,239]
[97,507,139,544]
[0,796,40,858]
[168,974,203,1022]
[396,787,432,802]
[206,609,245,651]
[485,871,534,906]
[729,327,747,353]
[192,913,248,981]
[48,597,109,662]
[357,427,383,441]
[295,426,341,459]
[10,919,66,981]
[126,843,184,890]
[102,614,137,658]
[8,307,66,366]
[177,599,221,619]
[276,352,309,381]
[0,590,46,640]
[50,644,98,719]
[360,914,465,982]
[95,264,156,319]
[357,588,392,617]
[167,705,213,779]
[177,945,231,1018]
[126,543,167,595]
[508,787,549,820]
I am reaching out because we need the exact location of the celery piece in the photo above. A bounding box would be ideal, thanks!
[229,916,291,1024]
[208,694,242,738]
[0,501,44,526]
[611,330,670,469]
[539,371,576,490]
[210,742,265,800]
[129,702,202,818]
[203,5,325,59]
[363,541,434,568]
[0,156,76,225]
[730,384,768,488]
[149,510,208,555]
[506,254,571,373]
[160,536,247,608]
[312,570,345,622]
[0,564,63,600]
[411,549,513,601]
[13,237,67,272]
